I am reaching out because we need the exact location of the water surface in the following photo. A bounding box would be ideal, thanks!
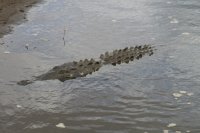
[0,0,200,133]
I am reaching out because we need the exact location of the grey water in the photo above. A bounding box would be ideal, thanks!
[1,0,200,133]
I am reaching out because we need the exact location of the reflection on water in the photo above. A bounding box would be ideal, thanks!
[1,0,200,133]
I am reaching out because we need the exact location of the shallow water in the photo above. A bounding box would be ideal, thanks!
[1,0,200,133]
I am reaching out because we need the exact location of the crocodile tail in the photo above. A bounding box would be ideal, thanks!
[100,44,154,65]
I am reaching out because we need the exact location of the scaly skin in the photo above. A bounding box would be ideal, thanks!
[17,44,154,85]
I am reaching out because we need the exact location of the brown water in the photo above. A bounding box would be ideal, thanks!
[1,0,200,133]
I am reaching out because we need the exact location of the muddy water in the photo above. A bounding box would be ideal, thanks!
[1,0,200,133]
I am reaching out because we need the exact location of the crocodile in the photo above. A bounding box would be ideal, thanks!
[17,44,155,85]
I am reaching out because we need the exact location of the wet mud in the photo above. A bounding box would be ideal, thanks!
[0,0,42,38]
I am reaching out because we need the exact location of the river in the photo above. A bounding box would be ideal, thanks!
[0,0,200,133]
